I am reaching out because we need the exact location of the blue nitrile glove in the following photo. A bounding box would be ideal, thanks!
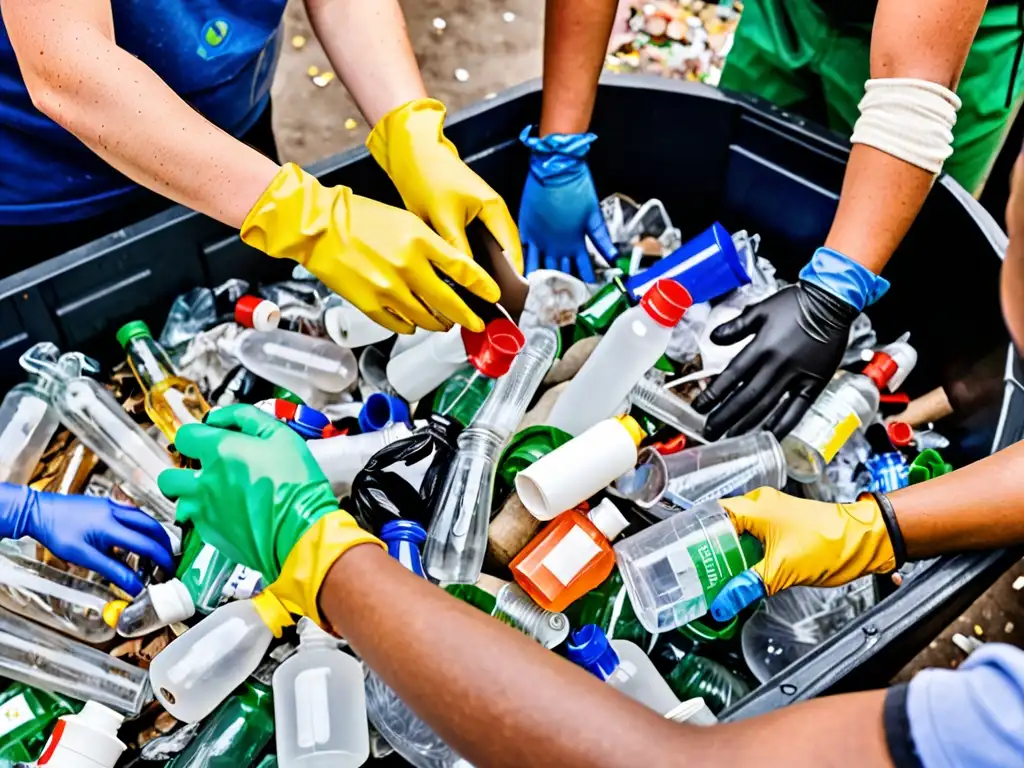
[518,127,617,282]
[0,482,175,596]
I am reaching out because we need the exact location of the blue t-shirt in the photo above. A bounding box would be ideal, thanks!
[0,1,287,224]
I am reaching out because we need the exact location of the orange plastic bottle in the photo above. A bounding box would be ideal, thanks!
[510,499,630,612]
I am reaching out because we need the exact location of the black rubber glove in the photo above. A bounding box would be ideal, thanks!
[692,281,860,440]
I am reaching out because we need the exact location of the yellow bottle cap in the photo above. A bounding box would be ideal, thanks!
[102,600,128,629]
[615,414,647,446]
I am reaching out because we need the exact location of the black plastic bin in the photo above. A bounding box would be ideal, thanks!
[0,75,1020,721]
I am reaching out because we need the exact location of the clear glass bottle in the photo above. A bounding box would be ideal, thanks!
[273,619,369,767]
[0,544,115,644]
[116,321,209,441]
[165,682,275,768]
[221,328,357,409]
[0,345,63,485]
[424,326,558,585]
[19,344,176,523]
[0,607,151,716]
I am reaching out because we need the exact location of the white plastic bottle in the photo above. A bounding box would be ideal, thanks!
[547,279,690,436]
[35,702,126,767]
[274,619,370,768]
[306,423,413,497]
[149,593,286,723]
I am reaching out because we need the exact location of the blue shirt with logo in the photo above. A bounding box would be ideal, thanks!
[0,1,287,224]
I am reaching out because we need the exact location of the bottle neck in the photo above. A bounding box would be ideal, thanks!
[126,336,177,390]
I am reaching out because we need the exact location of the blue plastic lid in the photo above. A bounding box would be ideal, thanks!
[358,393,411,433]
[566,624,619,680]
[380,519,427,545]
[286,404,330,440]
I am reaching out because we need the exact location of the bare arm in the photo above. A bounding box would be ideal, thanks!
[892,441,1024,558]
[2,0,280,228]
[823,0,987,272]
[304,0,427,126]
[323,544,895,768]
[538,0,620,135]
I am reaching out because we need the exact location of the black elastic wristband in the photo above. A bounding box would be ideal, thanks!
[884,683,924,768]
[873,491,907,568]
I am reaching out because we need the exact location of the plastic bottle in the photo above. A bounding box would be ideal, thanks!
[0,546,115,644]
[164,682,275,768]
[664,654,751,715]
[307,423,414,498]
[515,415,646,521]
[628,376,707,445]
[424,326,559,584]
[563,570,655,651]
[273,619,369,768]
[18,343,176,523]
[0,608,151,716]
[548,279,691,436]
[34,702,126,768]
[572,280,632,343]
[432,366,495,428]
[783,340,918,483]
[0,348,62,485]
[381,521,427,579]
[351,415,462,535]
[221,328,357,409]
[0,683,75,764]
[149,594,285,723]
[235,295,282,332]
[510,499,629,613]
[614,499,763,634]
[324,303,394,348]
[116,321,210,441]
[567,625,681,716]
[446,574,569,649]
[256,757,280,768]
[357,393,411,434]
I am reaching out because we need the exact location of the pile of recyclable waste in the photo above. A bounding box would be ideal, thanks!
[0,196,954,766]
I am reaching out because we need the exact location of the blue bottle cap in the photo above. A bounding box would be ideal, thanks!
[286,404,330,440]
[358,393,411,433]
[380,519,427,545]
[566,624,620,680]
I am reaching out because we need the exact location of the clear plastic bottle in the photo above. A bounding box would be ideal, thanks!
[0,607,151,715]
[548,279,691,436]
[221,328,357,409]
[149,595,281,723]
[273,619,369,767]
[628,376,707,444]
[117,321,209,441]
[19,343,176,523]
[0,545,115,644]
[307,423,414,497]
[0,345,63,485]
[424,326,558,585]
[783,340,917,483]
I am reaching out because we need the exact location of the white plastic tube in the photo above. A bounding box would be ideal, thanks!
[307,423,413,496]
[37,702,127,768]
[324,305,396,348]
[386,327,468,402]
[516,417,643,521]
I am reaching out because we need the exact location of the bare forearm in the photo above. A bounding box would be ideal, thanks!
[824,0,986,272]
[305,0,427,126]
[891,441,1024,558]
[4,1,278,228]
[539,0,619,135]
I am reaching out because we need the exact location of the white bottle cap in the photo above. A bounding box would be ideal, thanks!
[37,702,126,768]
[586,499,629,542]
[150,579,197,625]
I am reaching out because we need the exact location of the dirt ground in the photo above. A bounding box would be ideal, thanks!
[268,0,1021,680]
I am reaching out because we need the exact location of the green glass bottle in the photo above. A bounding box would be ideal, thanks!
[432,365,495,428]
[166,682,274,767]
[664,654,752,715]
[572,280,632,343]
[176,528,238,615]
[0,683,76,763]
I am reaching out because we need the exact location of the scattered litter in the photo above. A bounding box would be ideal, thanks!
[345,118,358,130]
[1013,575,1024,591]
[454,68,470,82]
[952,633,984,656]
[306,64,320,77]
[313,71,336,88]
[432,17,447,32]
[502,11,517,22]
[291,34,307,50]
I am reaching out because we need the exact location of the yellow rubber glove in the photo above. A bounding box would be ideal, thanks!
[241,163,499,334]
[367,99,524,273]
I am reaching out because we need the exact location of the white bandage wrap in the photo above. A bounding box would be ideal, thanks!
[850,78,962,175]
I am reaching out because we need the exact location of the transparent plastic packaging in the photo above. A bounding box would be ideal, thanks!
[273,620,369,767]
[0,364,61,485]
[606,639,681,715]
[0,545,115,644]
[424,327,558,584]
[308,423,414,497]
[0,607,151,715]
[222,328,357,408]
[628,376,707,444]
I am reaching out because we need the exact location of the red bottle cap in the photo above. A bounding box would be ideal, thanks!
[639,279,692,327]
[863,351,899,390]
[274,399,298,421]
[235,295,281,331]
[462,318,526,378]
[886,421,914,448]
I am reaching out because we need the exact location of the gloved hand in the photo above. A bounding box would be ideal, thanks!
[708,488,899,621]
[517,128,617,282]
[157,405,383,627]
[0,483,175,596]
[692,248,889,440]
[367,99,523,273]
[241,163,499,335]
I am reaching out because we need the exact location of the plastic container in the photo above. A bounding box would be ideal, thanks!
[432,365,495,428]
[0,351,61,485]
[358,393,411,434]
[446,574,570,649]
[381,520,427,579]
[273,619,369,767]
[165,682,275,767]
[235,295,282,331]
[547,278,691,436]
[628,375,707,444]
[307,423,414,497]
[35,702,126,768]
[0,683,75,763]
[614,500,763,634]
[324,304,395,348]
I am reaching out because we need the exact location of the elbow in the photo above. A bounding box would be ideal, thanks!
[24,72,74,125]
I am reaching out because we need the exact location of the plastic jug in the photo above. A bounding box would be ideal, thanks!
[35,702,126,768]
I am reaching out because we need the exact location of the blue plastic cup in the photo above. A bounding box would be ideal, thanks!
[358,392,411,433]
[626,222,749,304]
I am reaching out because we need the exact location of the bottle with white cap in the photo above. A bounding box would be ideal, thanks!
[782,337,918,482]
[547,278,691,437]
[35,702,126,768]
[273,618,369,768]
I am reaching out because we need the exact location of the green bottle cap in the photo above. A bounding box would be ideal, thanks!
[116,320,152,348]
[497,425,574,491]
[272,385,305,405]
